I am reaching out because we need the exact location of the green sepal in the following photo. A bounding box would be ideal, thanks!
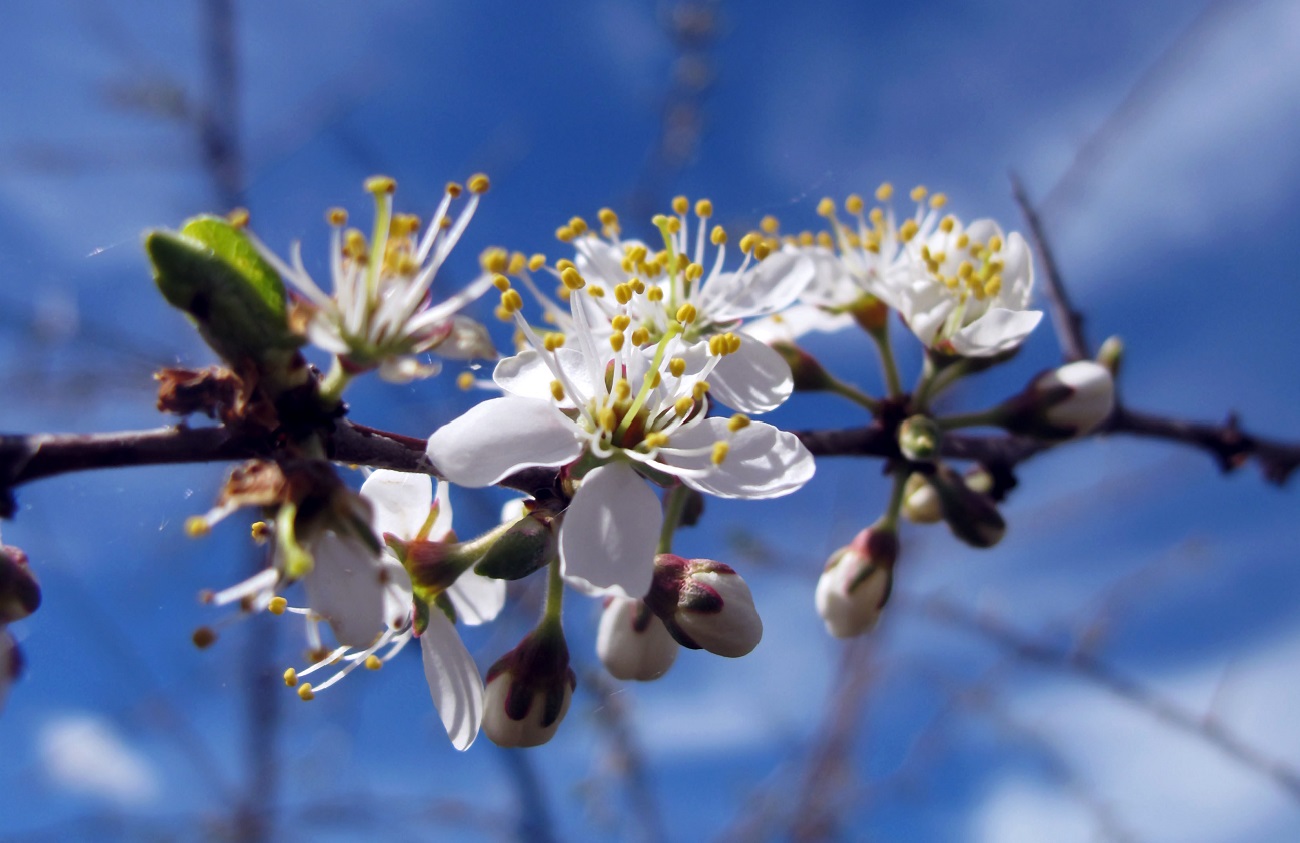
[472,513,553,581]
[146,216,303,379]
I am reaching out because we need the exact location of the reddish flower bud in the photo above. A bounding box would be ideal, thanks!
[815,526,898,638]
[482,626,576,748]
[646,555,763,658]
[596,596,679,681]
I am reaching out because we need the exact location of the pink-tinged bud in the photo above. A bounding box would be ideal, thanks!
[0,545,40,624]
[930,464,1006,548]
[815,526,897,638]
[482,627,576,748]
[646,555,763,658]
[596,596,679,681]
[1004,361,1115,440]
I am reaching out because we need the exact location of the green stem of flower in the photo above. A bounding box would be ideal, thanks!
[936,407,1007,431]
[827,377,880,413]
[870,323,903,398]
[880,468,909,533]
[540,555,565,632]
[658,483,692,554]
[915,357,971,410]
[319,357,352,407]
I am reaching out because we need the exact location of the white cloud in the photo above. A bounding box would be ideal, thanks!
[39,713,160,807]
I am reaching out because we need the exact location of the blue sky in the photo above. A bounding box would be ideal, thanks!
[2,1,1299,840]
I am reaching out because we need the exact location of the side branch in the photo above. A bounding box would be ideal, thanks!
[1011,173,1090,362]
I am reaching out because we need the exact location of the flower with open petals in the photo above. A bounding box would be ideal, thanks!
[428,286,814,600]
[252,175,497,382]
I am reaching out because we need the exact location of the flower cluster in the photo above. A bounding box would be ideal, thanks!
[135,178,1124,751]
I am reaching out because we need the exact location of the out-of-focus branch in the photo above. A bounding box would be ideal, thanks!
[916,594,1300,804]
[1011,173,1090,362]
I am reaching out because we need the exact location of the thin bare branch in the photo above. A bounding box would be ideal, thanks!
[1011,173,1090,362]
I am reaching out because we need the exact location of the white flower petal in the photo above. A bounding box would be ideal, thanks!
[447,572,507,626]
[302,533,386,649]
[949,308,1043,357]
[704,251,815,322]
[361,470,432,541]
[662,417,815,499]
[559,463,661,599]
[420,611,484,751]
[427,396,584,487]
[707,331,794,413]
[493,348,590,406]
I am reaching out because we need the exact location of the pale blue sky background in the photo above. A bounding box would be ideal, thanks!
[2,1,1299,840]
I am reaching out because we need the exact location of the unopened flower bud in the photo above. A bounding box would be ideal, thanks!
[898,415,942,462]
[1096,335,1124,378]
[901,472,942,524]
[849,294,889,334]
[1004,361,1115,440]
[770,341,835,392]
[473,511,554,581]
[482,626,576,748]
[596,596,679,681]
[930,464,1006,548]
[646,555,763,658]
[815,525,898,638]
[0,545,40,624]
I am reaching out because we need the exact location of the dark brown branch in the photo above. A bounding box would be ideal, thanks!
[916,594,1300,805]
[1011,173,1091,362]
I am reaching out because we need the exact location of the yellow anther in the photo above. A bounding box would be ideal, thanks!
[614,284,633,305]
[708,335,722,355]
[685,262,704,281]
[589,285,606,298]
[739,232,759,254]
[494,305,512,322]
[598,207,618,227]
[711,225,727,245]
[726,332,742,353]
[192,627,217,649]
[550,380,566,402]
[816,197,836,217]
[185,516,211,538]
[692,381,711,399]
[611,314,631,332]
[845,194,865,214]
[676,303,697,324]
[649,370,662,388]
[929,192,948,209]
[482,248,509,273]
[297,683,315,701]
[222,207,249,229]
[492,274,511,291]
[250,521,270,543]
[556,225,575,242]
[984,275,1003,297]
[609,332,625,352]
[711,441,730,466]
[672,195,689,214]
[457,371,476,391]
[989,235,1004,252]
[445,181,463,198]
[543,332,566,351]
[647,286,664,302]
[875,182,894,201]
[668,357,687,377]
[728,414,751,432]
[816,231,833,249]
[268,596,288,616]
[899,220,919,242]
[695,199,713,218]
[631,327,650,346]
[910,185,927,202]
[500,289,524,313]
[958,260,974,279]
[674,396,695,416]
[528,253,547,272]
[555,258,575,272]
[643,432,670,450]
[598,406,618,432]
[760,215,780,234]
[560,267,586,290]
[365,175,397,194]
[665,216,681,234]
[626,244,648,263]
[568,216,588,235]
[631,279,646,294]
[467,173,490,194]
[956,233,970,249]
[364,655,383,671]
[327,207,348,226]
[940,216,956,234]
[507,252,527,275]
[753,241,771,260]
[283,668,298,687]
[613,378,632,401]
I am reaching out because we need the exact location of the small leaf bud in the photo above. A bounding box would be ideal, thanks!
[898,415,942,463]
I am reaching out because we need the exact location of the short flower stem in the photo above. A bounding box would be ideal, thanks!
[915,357,971,409]
[937,407,1006,431]
[880,468,908,532]
[827,378,880,413]
[658,483,692,554]
[319,357,352,407]
[869,324,903,398]
[541,556,565,632]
